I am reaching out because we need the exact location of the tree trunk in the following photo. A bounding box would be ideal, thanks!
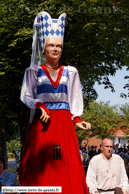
[0,111,7,168]
[19,102,30,161]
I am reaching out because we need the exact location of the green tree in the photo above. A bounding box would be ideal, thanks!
[0,111,7,166]
[6,119,20,142]
[120,103,129,119]
[76,101,121,140]
[0,0,129,153]
[6,137,20,153]
[115,103,129,135]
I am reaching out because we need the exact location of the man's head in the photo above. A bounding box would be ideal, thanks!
[101,138,113,159]
[116,143,119,148]
[91,145,95,151]
[113,144,116,150]
[124,155,129,165]
[95,146,97,150]
[81,147,86,153]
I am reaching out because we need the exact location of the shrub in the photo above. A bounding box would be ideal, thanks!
[7,137,20,153]
[8,153,15,159]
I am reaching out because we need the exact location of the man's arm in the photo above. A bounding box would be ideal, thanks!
[120,158,128,194]
[86,159,98,194]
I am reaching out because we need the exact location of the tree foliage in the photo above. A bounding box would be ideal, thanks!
[6,137,20,153]
[6,119,20,142]
[0,0,129,141]
[76,101,121,140]
[114,103,129,135]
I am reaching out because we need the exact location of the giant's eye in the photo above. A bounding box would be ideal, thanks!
[48,44,53,47]
[57,45,62,49]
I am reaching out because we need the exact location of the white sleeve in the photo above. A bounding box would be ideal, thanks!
[86,159,98,194]
[120,158,128,192]
[20,65,42,109]
[67,66,83,119]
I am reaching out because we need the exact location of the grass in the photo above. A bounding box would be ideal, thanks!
[5,168,16,174]
[8,158,15,161]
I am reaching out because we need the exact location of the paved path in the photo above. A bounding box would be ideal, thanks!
[8,160,16,169]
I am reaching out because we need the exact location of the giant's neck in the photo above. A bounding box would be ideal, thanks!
[45,57,59,69]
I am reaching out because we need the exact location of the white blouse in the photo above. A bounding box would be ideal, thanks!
[20,65,84,120]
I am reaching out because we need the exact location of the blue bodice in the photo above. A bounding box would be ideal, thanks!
[37,66,70,110]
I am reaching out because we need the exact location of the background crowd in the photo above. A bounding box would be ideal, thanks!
[79,142,129,179]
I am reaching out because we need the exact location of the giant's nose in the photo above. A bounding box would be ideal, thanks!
[53,46,58,51]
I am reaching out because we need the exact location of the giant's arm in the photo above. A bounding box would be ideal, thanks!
[68,66,91,129]
[20,65,50,115]
[68,66,83,121]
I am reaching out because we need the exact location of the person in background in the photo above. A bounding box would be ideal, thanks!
[121,148,128,159]
[119,147,123,157]
[13,150,20,173]
[0,156,20,193]
[112,144,117,154]
[81,147,89,175]
[88,146,97,160]
[95,146,98,154]
[79,145,82,155]
[87,146,91,155]
[86,138,128,194]
[127,146,129,155]
[124,155,129,180]
[115,143,119,154]
[81,147,89,162]
[98,144,102,154]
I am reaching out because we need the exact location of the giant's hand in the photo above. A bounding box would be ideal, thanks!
[76,121,91,130]
[40,108,50,123]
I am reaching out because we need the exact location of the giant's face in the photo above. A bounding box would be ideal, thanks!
[44,38,62,60]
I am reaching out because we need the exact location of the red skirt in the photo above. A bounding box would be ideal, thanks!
[19,109,89,194]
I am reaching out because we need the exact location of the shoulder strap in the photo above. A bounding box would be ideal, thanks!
[3,172,11,186]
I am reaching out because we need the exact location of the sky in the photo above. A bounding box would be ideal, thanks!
[94,67,129,106]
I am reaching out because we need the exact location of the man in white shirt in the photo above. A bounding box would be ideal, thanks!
[86,138,128,194]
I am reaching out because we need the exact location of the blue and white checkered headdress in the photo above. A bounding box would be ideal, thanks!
[37,11,66,53]
[30,12,66,66]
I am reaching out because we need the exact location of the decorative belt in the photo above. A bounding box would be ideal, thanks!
[98,189,115,192]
